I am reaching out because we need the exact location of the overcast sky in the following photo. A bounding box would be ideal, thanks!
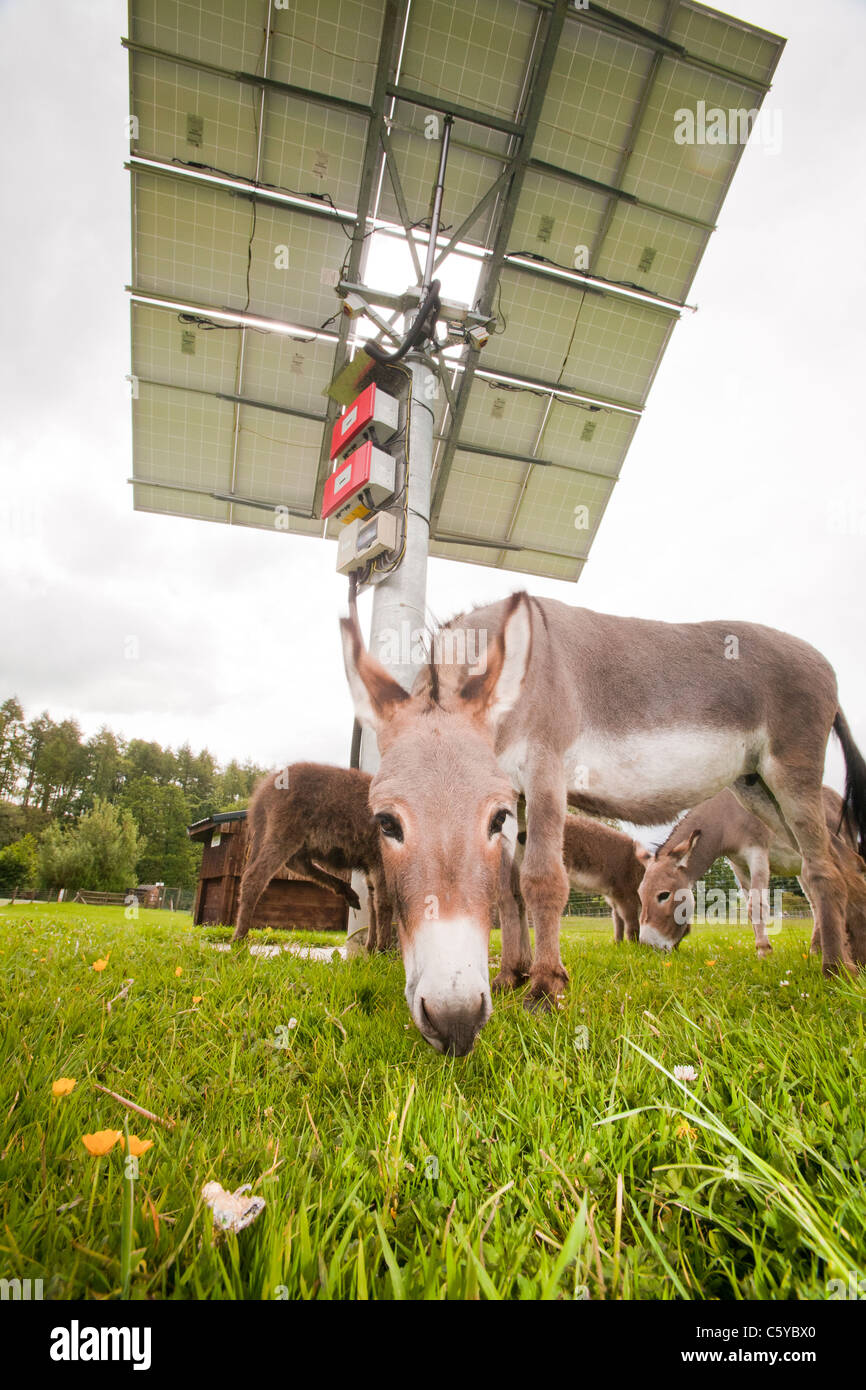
[1,0,864,818]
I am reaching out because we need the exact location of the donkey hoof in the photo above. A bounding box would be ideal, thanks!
[523,972,569,1012]
[492,969,530,994]
[756,944,773,959]
[821,958,857,980]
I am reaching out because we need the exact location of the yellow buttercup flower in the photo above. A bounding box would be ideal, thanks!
[81,1129,122,1156]
[120,1135,153,1156]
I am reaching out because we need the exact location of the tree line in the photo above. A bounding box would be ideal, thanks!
[0,697,267,896]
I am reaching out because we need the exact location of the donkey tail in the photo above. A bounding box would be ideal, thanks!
[834,708,866,858]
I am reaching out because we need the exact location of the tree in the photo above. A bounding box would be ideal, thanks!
[82,728,124,809]
[0,800,50,851]
[20,713,52,808]
[0,834,39,895]
[119,779,198,889]
[38,797,143,894]
[216,758,266,810]
[185,749,219,821]
[0,698,26,800]
[32,719,87,816]
[122,739,175,787]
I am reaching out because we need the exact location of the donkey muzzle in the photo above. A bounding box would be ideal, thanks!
[403,917,492,1055]
[639,922,676,951]
[418,991,491,1056]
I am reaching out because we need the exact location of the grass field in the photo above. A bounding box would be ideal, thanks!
[1,902,865,1301]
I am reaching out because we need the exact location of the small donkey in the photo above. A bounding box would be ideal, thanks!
[637,785,860,956]
[231,763,394,950]
[497,814,644,988]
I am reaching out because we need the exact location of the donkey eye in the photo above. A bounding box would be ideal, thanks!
[375,813,404,843]
[657,891,671,903]
[488,808,509,837]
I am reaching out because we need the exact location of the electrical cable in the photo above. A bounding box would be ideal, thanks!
[507,250,660,298]
[362,280,441,365]
[370,361,412,577]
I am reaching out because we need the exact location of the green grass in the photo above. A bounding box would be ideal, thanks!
[1,902,865,1300]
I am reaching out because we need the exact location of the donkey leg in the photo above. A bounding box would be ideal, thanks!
[742,850,773,959]
[365,876,380,952]
[369,869,396,952]
[521,770,569,1009]
[493,844,532,991]
[734,775,820,961]
[759,764,853,977]
[289,852,362,911]
[611,904,625,943]
[233,840,296,942]
[799,877,822,954]
[800,844,865,963]
[622,900,641,943]
[613,902,640,943]
[830,834,866,966]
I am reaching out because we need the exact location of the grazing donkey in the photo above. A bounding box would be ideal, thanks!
[497,815,644,988]
[637,786,860,956]
[231,763,394,951]
[341,592,866,1055]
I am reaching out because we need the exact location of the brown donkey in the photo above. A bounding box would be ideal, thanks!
[231,763,394,951]
[637,786,862,957]
[341,592,866,1055]
[497,815,644,989]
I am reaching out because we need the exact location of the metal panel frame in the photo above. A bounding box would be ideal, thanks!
[126,0,785,577]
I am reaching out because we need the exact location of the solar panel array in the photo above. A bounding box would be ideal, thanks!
[126,0,784,581]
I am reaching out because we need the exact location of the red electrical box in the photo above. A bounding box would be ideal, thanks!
[329,382,399,462]
[321,441,397,524]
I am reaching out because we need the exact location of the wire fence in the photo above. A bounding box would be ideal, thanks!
[565,873,812,919]
[3,885,197,913]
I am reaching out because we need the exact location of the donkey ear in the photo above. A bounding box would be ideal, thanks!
[669,828,701,868]
[459,592,531,725]
[340,614,409,734]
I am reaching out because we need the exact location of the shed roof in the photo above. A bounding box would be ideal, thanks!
[187,809,248,840]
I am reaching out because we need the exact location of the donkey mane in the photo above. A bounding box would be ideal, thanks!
[530,592,550,634]
[653,811,693,856]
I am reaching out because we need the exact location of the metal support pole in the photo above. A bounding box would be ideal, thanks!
[421,115,453,298]
[346,354,434,951]
[346,115,449,952]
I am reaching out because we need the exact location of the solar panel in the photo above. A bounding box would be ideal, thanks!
[125,0,785,580]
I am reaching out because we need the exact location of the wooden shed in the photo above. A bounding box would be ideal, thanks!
[188,811,349,932]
